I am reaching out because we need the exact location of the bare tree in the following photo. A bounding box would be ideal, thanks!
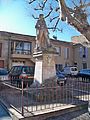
[29,0,90,44]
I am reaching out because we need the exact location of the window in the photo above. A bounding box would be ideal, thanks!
[79,46,88,58]
[11,41,32,54]
[55,47,61,55]
[83,47,88,58]
[10,66,22,74]
[59,47,61,55]
[0,43,2,57]
[22,66,34,75]
[79,47,82,58]
[10,66,34,75]
[64,48,69,59]
[23,42,32,54]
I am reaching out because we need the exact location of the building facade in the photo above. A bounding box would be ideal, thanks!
[73,44,90,70]
[0,31,35,69]
[51,39,74,71]
[72,35,90,70]
[0,31,74,70]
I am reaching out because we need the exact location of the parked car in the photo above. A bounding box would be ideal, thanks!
[0,68,9,81]
[77,69,90,78]
[63,66,78,76]
[9,66,35,88]
[56,71,67,86]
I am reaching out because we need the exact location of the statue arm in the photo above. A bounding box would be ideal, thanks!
[35,20,40,29]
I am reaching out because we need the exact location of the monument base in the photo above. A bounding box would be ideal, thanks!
[33,51,57,86]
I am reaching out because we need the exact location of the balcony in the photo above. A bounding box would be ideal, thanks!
[11,50,33,59]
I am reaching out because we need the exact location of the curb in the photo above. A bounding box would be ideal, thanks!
[0,98,88,120]
[20,103,88,120]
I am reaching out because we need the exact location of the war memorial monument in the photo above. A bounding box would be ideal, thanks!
[33,14,57,85]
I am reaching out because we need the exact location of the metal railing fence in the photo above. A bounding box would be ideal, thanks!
[0,77,90,116]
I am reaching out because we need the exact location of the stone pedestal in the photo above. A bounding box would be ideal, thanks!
[33,51,57,85]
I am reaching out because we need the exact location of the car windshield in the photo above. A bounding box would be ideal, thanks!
[9,66,35,75]
[0,69,8,75]
[56,71,65,78]
[22,66,34,75]
[9,66,22,74]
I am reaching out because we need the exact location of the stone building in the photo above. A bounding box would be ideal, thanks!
[72,35,90,70]
[73,44,89,70]
[0,31,74,70]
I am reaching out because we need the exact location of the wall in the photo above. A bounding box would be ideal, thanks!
[0,31,74,69]
[73,44,90,70]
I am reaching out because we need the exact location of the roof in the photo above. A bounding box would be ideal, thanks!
[0,31,73,45]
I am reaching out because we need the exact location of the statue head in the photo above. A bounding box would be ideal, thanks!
[39,14,44,20]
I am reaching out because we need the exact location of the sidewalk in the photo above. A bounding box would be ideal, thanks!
[45,109,90,120]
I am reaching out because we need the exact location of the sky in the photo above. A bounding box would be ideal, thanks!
[0,0,81,42]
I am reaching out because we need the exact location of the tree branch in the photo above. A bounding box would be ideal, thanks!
[32,15,38,19]
[29,0,90,42]
[80,2,90,8]
[48,27,63,32]
[29,0,36,4]
[53,18,60,31]
[50,16,59,22]
[44,11,52,18]
[59,0,90,41]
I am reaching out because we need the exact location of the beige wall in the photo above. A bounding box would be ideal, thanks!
[1,31,89,71]
[0,38,9,68]
[0,31,35,69]
[73,44,90,70]
[51,40,74,67]
[0,31,74,70]
[73,45,82,70]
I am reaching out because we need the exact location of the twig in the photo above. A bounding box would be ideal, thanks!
[32,15,38,19]
[44,6,53,18]
[50,16,59,22]
[29,0,36,4]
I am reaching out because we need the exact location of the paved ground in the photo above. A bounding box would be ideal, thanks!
[0,104,12,120]
[46,109,90,120]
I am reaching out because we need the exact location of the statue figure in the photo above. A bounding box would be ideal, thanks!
[35,14,51,50]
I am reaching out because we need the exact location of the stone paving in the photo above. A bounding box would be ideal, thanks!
[46,109,90,120]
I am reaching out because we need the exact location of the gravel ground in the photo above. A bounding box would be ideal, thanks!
[46,109,90,120]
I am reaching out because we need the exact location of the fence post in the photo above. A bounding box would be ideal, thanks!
[21,79,24,116]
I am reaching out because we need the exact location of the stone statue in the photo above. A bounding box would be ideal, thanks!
[35,14,51,50]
